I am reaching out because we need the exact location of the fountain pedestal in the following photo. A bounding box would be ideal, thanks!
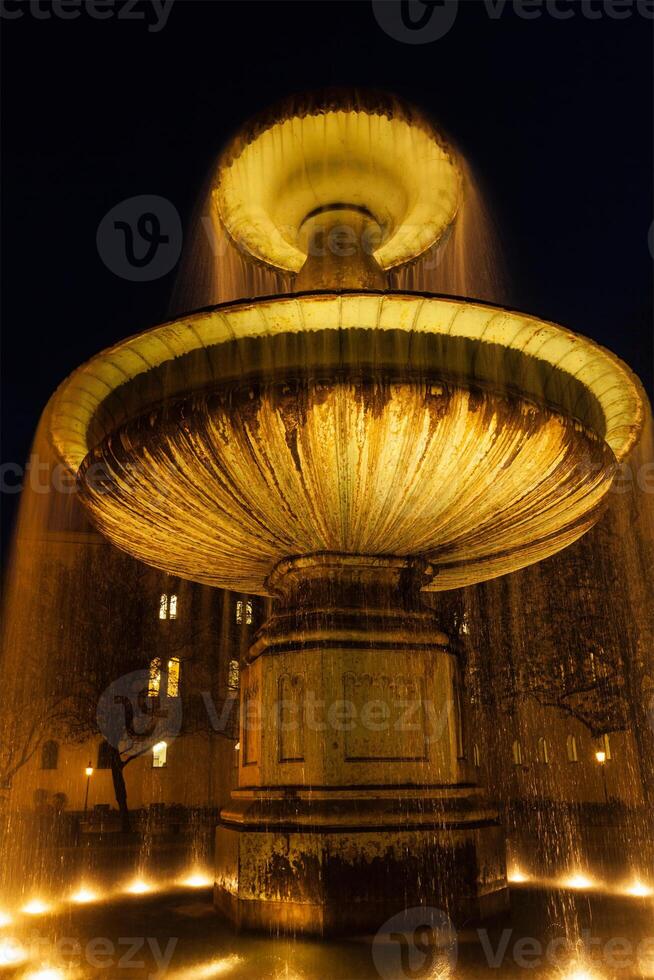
[215,555,508,935]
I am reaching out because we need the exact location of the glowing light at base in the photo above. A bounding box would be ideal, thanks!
[559,967,604,980]
[70,886,99,904]
[171,955,244,979]
[508,868,529,883]
[180,872,212,888]
[21,899,50,916]
[125,879,152,895]
[624,879,653,898]
[23,969,66,980]
[0,912,12,928]
[562,874,595,890]
[0,939,26,966]
[0,939,27,968]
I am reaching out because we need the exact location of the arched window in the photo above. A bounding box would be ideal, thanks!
[40,740,59,770]
[148,657,181,698]
[537,737,549,764]
[473,744,481,768]
[159,593,178,620]
[566,734,578,763]
[512,740,523,766]
[97,741,113,769]
[227,659,240,693]
[167,657,181,698]
[235,599,253,626]
[152,741,167,768]
[148,657,162,697]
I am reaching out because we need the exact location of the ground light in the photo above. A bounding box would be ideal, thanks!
[179,871,213,888]
[562,874,596,890]
[508,868,529,883]
[22,970,67,980]
[0,938,26,967]
[70,886,99,904]
[170,955,244,979]
[624,880,653,898]
[21,899,50,916]
[124,879,152,896]
[559,968,604,980]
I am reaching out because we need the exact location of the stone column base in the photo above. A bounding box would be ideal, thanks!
[215,788,508,936]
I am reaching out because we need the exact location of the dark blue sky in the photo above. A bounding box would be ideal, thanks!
[2,0,652,548]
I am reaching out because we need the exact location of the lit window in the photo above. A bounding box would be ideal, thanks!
[227,659,240,693]
[152,741,167,768]
[460,612,470,635]
[167,657,181,698]
[537,737,549,764]
[473,744,481,768]
[148,658,162,697]
[40,741,59,771]
[235,599,253,625]
[512,740,523,766]
[159,593,178,620]
[566,734,578,763]
[600,733,611,761]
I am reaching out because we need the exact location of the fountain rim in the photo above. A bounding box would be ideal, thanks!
[48,288,647,474]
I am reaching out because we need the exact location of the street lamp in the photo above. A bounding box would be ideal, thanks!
[83,763,94,816]
[595,750,608,805]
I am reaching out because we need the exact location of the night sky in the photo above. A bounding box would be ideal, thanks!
[2,0,652,549]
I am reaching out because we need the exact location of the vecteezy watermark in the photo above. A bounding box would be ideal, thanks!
[0,933,177,979]
[97,194,182,282]
[475,928,654,974]
[4,451,654,498]
[372,1,460,45]
[0,0,175,33]
[373,0,654,44]
[97,668,182,752]
[372,906,458,979]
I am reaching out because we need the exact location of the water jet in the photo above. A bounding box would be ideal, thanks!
[48,92,646,936]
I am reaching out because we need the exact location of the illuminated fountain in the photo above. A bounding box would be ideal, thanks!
[48,93,645,934]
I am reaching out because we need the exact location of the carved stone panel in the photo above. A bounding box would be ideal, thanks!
[343,671,428,761]
[278,673,305,762]
[242,678,260,767]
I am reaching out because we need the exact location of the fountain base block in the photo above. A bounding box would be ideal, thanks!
[215,792,508,935]
[214,556,508,935]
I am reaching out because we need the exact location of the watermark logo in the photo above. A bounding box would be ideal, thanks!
[372,906,458,979]
[96,669,182,752]
[96,194,182,282]
[372,0,459,44]
[374,0,654,44]
[0,0,175,33]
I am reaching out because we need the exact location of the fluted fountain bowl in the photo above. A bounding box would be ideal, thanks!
[49,292,645,593]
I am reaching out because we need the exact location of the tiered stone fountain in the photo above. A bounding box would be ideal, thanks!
[49,93,645,935]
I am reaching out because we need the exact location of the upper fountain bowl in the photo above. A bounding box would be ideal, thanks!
[214,90,462,275]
